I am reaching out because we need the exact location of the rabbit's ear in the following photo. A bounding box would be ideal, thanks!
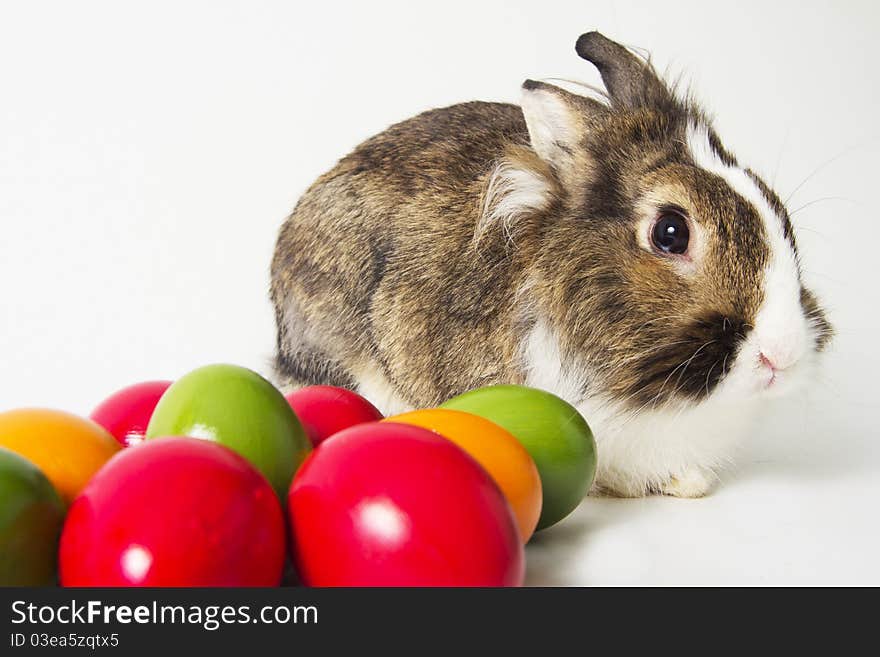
[575,31,671,110]
[520,80,605,184]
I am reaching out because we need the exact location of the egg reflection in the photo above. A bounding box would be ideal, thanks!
[121,544,153,582]
[355,497,411,547]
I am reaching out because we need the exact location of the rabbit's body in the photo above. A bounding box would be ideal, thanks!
[271,102,532,409]
[271,32,831,497]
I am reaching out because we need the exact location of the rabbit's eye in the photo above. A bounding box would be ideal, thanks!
[651,212,690,255]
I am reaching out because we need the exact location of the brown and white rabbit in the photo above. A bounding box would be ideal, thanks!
[270,31,832,498]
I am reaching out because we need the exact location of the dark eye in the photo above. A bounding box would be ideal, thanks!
[651,211,690,255]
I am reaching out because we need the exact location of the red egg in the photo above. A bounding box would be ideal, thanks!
[287,422,524,586]
[284,385,383,446]
[90,380,172,447]
[59,437,285,587]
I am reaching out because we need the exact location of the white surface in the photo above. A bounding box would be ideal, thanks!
[1,1,878,585]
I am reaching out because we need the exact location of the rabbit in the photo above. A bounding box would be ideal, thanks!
[270,31,832,498]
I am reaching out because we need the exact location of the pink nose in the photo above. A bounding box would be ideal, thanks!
[758,352,781,387]
[759,352,778,372]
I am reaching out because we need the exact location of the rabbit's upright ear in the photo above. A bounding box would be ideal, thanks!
[520,79,606,186]
[575,31,671,110]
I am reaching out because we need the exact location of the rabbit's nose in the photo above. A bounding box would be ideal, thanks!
[758,346,800,372]
[759,351,779,372]
[758,351,781,387]
[758,347,801,387]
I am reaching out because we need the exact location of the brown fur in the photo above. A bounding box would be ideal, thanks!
[270,102,536,406]
[270,32,831,411]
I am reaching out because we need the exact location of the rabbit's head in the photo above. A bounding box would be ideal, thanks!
[482,32,832,410]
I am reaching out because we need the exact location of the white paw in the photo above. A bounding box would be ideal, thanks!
[354,367,412,416]
[660,468,715,498]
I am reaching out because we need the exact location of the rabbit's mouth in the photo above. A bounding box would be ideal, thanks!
[609,278,831,409]
[701,307,827,404]
[612,312,753,409]
[757,359,803,398]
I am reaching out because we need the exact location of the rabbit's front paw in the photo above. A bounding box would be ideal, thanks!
[660,468,715,498]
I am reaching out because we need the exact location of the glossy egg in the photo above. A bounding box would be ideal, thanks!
[0,408,121,504]
[145,364,310,498]
[442,385,596,530]
[0,447,66,585]
[59,437,286,586]
[285,385,383,446]
[90,380,173,447]
[384,408,542,542]
[287,422,524,586]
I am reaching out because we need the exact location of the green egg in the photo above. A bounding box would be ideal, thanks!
[0,447,66,585]
[442,385,596,531]
[146,364,310,498]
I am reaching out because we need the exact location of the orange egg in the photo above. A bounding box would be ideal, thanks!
[383,408,542,542]
[0,409,121,504]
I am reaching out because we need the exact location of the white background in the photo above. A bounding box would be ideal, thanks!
[1,1,878,585]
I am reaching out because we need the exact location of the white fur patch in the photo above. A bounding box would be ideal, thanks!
[686,122,812,399]
[354,367,411,417]
[520,312,757,497]
[521,317,587,405]
[520,86,581,165]
[477,161,553,245]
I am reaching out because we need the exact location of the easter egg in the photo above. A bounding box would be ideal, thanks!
[285,385,383,446]
[384,408,542,542]
[288,422,524,586]
[442,385,596,530]
[59,437,285,586]
[0,408,121,504]
[0,447,66,586]
[90,380,173,447]
[145,364,310,498]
